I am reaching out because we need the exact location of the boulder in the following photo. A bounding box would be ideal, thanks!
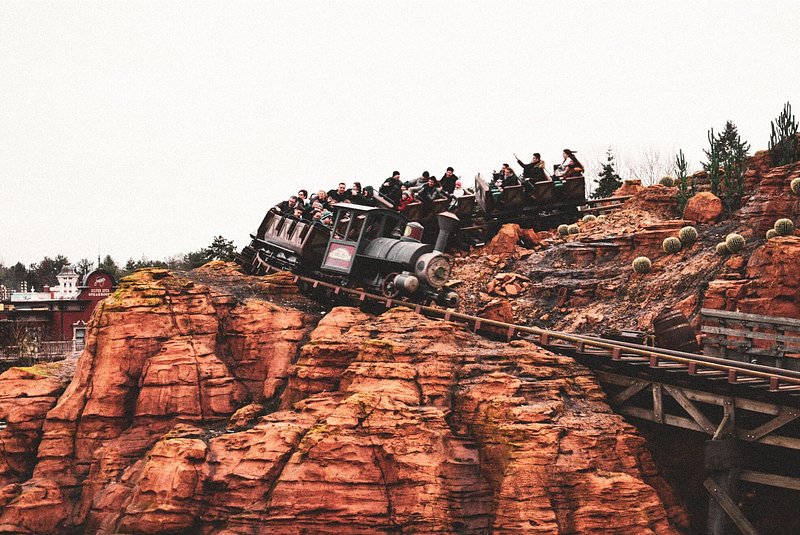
[683,192,723,223]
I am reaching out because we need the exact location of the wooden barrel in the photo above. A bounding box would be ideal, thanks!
[653,308,700,353]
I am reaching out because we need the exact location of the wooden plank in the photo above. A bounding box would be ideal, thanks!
[664,385,716,434]
[701,308,800,329]
[740,470,800,491]
[701,325,800,346]
[703,478,759,535]
[741,409,800,442]
[652,384,664,424]
[612,381,650,405]
[620,406,705,432]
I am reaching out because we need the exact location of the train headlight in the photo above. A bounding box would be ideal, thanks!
[415,253,451,289]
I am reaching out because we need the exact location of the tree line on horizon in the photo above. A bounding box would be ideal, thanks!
[0,236,237,294]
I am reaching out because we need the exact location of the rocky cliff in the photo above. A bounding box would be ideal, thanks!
[452,156,800,334]
[0,264,687,534]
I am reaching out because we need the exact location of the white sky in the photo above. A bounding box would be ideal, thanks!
[1,1,798,266]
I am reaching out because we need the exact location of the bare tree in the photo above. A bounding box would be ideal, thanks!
[617,146,679,186]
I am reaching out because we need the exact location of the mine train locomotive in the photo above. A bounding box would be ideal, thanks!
[237,202,461,307]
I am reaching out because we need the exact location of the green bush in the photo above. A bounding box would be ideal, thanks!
[679,226,698,245]
[775,218,795,236]
[725,233,745,253]
[662,237,682,254]
[632,256,652,274]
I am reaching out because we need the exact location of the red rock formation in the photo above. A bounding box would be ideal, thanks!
[0,270,687,534]
[683,192,723,223]
[0,365,68,487]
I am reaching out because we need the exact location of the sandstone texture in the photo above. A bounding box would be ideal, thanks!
[0,266,687,534]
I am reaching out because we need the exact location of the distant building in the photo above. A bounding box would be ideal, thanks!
[0,265,117,346]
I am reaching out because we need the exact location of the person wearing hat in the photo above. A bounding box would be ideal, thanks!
[320,210,334,229]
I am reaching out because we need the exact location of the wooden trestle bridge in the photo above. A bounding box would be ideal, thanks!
[287,271,800,535]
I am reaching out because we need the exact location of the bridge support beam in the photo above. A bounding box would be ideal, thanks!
[704,438,755,534]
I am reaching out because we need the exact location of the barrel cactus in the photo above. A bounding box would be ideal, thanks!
[567,224,580,235]
[715,242,729,255]
[678,226,698,246]
[725,233,745,253]
[791,177,800,195]
[659,176,675,187]
[558,224,569,236]
[774,218,795,236]
[662,236,682,254]
[766,228,778,240]
[632,256,652,274]
[582,214,597,223]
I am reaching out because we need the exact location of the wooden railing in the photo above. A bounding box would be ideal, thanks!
[0,340,85,361]
[701,308,800,371]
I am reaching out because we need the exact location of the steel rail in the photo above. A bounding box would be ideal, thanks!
[286,271,800,393]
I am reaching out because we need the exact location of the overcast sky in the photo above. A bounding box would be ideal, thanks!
[1,1,798,266]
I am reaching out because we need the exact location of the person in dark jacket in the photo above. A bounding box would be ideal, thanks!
[328,182,349,203]
[417,176,447,205]
[515,153,548,181]
[440,167,457,195]
[379,171,403,207]
[275,195,299,215]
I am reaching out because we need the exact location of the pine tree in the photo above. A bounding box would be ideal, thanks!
[592,148,623,199]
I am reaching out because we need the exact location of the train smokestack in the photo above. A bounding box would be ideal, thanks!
[434,212,460,252]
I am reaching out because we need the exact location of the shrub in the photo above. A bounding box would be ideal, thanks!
[769,102,799,167]
[791,177,800,195]
[716,242,730,255]
[662,237,682,254]
[632,257,652,274]
[582,214,597,223]
[725,233,745,253]
[567,224,580,235]
[679,226,698,245]
[774,218,795,236]
[558,224,569,236]
[659,176,675,187]
[766,229,778,240]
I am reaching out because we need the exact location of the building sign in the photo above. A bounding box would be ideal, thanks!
[80,271,115,300]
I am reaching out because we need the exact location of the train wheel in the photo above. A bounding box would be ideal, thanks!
[381,272,400,298]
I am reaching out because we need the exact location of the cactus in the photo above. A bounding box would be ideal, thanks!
[567,224,580,235]
[766,229,778,240]
[632,256,652,274]
[725,233,745,253]
[715,242,730,255]
[662,236,682,254]
[582,214,597,223]
[678,226,698,246]
[659,176,675,187]
[791,177,800,195]
[558,224,569,236]
[775,218,795,236]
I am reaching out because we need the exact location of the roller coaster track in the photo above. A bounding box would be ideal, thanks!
[279,270,800,403]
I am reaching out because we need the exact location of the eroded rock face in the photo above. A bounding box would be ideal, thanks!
[0,271,687,534]
[0,268,316,533]
[0,366,68,488]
